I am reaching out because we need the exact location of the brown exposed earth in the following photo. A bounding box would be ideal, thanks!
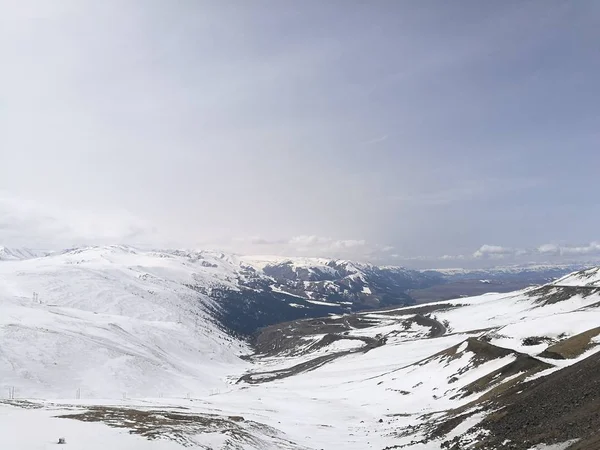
[239,309,448,384]
[527,284,600,306]
[251,303,455,357]
[539,326,600,359]
[439,349,600,449]
[57,405,304,449]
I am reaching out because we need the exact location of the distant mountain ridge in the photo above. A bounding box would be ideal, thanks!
[1,245,600,448]
[0,246,47,260]
[0,245,585,335]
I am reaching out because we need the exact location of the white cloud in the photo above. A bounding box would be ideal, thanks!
[3,186,600,269]
[537,242,600,256]
[0,192,159,249]
[203,234,391,261]
[288,235,331,247]
[288,235,368,253]
[0,2,597,261]
[537,243,561,255]
[331,239,368,249]
[231,236,287,246]
[473,244,515,259]
[439,254,466,260]
[560,242,600,256]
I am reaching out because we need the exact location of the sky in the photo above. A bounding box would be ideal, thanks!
[1,0,599,268]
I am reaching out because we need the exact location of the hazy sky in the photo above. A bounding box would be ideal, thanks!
[1,1,599,267]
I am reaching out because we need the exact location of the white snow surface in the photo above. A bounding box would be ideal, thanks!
[0,247,599,449]
[0,246,47,261]
[0,246,250,399]
[554,266,600,286]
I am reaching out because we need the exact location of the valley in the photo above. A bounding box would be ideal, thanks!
[3,2,597,448]
[0,247,599,449]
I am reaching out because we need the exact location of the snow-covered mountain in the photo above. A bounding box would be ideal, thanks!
[0,245,249,399]
[430,262,587,284]
[1,247,599,449]
[0,246,47,261]
[210,269,600,449]
[0,245,439,398]
[554,266,600,286]
[0,245,448,336]
[0,245,579,337]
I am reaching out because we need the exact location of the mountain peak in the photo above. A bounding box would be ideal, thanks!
[0,246,46,260]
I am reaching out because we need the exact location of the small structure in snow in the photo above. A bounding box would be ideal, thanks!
[58,437,66,444]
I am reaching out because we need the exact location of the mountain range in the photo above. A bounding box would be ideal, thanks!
[0,245,584,335]
[0,245,598,449]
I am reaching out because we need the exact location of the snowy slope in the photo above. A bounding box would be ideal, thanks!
[0,246,249,399]
[202,266,600,449]
[1,249,600,449]
[0,246,47,260]
[553,266,600,286]
[244,256,442,307]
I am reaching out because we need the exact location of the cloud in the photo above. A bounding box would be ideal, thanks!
[562,243,600,255]
[0,2,598,262]
[439,254,466,260]
[0,192,159,249]
[360,135,389,146]
[288,235,330,247]
[232,236,287,246]
[537,242,600,256]
[202,234,391,261]
[439,241,600,266]
[537,243,561,255]
[226,239,600,265]
[473,244,516,259]
[474,242,600,259]
[288,235,368,252]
